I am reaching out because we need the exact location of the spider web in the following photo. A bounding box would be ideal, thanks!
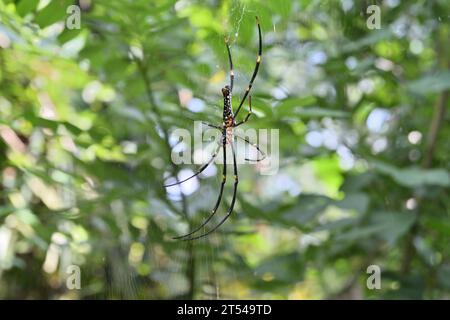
[80,0,288,301]
[172,2,253,300]
[178,0,290,299]
[142,1,266,300]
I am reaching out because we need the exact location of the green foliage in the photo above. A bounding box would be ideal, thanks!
[0,0,449,299]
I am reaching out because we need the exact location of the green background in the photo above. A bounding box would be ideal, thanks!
[0,0,449,299]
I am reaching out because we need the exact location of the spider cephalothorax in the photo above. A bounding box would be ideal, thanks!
[164,17,264,240]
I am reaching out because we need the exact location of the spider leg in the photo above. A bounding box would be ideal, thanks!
[234,95,252,127]
[183,115,222,130]
[203,122,222,130]
[234,134,266,162]
[180,140,238,241]
[225,37,234,92]
[173,134,228,239]
[163,144,221,187]
[234,16,262,118]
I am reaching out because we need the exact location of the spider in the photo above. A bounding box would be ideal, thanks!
[164,16,264,240]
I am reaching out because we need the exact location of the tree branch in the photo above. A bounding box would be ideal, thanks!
[400,26,449,274]
[133,53,196,299]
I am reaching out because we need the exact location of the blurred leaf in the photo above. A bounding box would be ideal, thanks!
[254,252,305,283]
[277,195,331,227]
[371,211,417,245]
[437,264,450,290]
[373,162,450,188]
[276,96,349,119]
[341,29,393,53]
[16,0,39,17]
[0,206,15,218]
[35,0,73,29]
[407,71,450,94]
[334,192,369,213]
[313,156,344,195]
[336,211,417,245]
[340,172,374,193]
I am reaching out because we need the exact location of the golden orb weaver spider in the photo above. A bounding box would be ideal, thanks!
[164,17,265,240]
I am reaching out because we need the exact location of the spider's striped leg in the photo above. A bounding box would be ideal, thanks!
[234,134,266,162]
[235,95,252,127]
[173,134,227,239]
[163,144,221,187]
[181,140,238,241]
[225,37,234,91]
[234,16,262,117]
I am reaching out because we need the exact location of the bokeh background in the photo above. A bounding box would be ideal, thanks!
[0,0,449,299]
